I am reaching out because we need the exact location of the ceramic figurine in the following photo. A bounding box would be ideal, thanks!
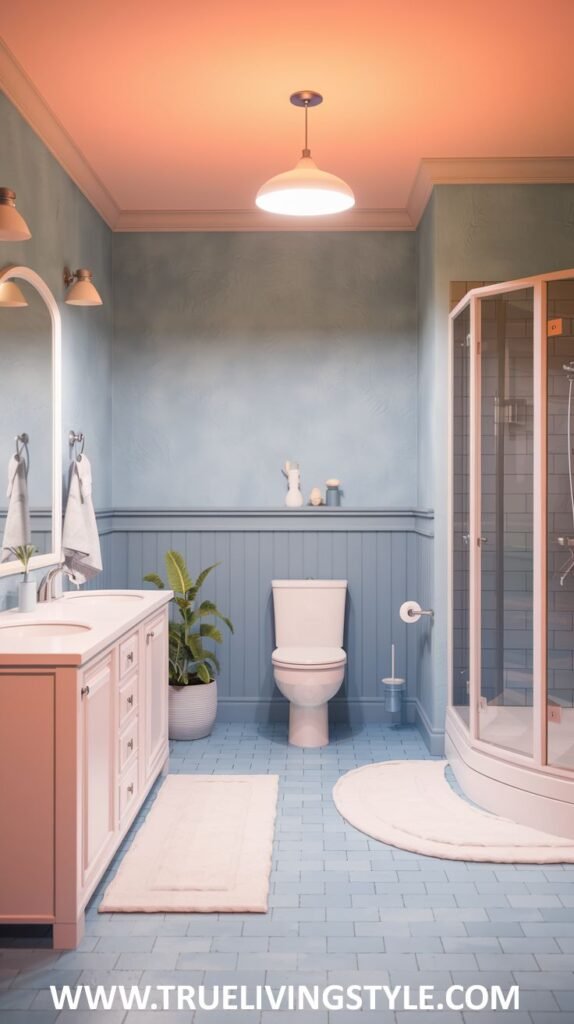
[309,487,323,506]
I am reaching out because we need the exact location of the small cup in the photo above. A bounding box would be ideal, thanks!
[325,478,341,507]
[18,578,37,613]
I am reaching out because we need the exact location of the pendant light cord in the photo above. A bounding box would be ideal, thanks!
[303,101,310,157]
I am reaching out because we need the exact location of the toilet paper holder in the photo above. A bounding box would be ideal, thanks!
[400,599,434,624]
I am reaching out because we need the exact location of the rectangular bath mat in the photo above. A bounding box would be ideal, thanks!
[99,774,278,913]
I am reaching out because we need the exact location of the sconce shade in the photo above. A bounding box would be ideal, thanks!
[0,281,28,307]
[256,155,355,216]
[0,188,31,241]
[64,268,103,306]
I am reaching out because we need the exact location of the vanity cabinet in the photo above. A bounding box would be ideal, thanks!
[0,592,171,949]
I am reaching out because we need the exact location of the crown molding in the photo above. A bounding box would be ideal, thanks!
[0,39,120,228]
[408,156,574,225]
[114,207,414,232]
[3,37,574,233]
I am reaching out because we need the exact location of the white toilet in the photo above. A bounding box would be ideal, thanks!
[271,579,347,748]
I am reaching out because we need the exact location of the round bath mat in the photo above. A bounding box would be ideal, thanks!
[332,760,574,862]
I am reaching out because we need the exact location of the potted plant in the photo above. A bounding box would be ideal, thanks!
[144,550,234,740]
[10,544,38,612]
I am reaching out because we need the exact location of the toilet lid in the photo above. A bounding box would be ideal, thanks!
[272,646,346,668]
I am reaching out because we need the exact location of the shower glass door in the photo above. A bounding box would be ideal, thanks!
[477,288,535,757]
[451,305,471,725]
[547,279,574,769]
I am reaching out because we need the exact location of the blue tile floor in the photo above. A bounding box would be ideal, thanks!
[1,722,574,1022]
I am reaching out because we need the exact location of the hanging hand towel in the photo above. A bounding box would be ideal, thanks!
[1,454,31,562]
[62,455,102,584]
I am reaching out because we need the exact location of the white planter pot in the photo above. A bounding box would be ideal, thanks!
[168,679,218,740]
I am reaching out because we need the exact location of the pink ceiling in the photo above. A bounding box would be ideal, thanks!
[2,0,574,213]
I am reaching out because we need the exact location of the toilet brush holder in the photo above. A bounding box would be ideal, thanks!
[382,677,405,717]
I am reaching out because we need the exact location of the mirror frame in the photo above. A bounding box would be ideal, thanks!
[0,264,62,578]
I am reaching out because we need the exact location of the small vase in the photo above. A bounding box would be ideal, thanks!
[285,469,304,508]
[18,578,37,613]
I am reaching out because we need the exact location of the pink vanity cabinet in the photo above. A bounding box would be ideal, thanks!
[0,591,171,948]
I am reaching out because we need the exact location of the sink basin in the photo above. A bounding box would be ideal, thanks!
[0,622,91,639]
[63,592,144,604]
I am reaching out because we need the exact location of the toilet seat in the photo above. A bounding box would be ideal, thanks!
[272,646,346,669]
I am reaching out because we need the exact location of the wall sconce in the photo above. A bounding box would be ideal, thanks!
[0,280,28,307]
[0,188,31,241]
[63,267,103,306]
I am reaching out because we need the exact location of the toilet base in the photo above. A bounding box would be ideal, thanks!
[289,703,329,748]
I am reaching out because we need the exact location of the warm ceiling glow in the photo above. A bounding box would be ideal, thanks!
[256,155,355,216]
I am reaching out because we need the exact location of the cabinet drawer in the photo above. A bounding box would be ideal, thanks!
[119,632,138,679]
[118,674,138,726]
[119,759,139,824]
[118,716,138,774]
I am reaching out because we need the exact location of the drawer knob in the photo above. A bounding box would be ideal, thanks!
[146,630,155,644]
[127,738,134,751]
[127,783,134,796]
[127,694,134,707]
[127,651,134,663]
[81,685,90,697]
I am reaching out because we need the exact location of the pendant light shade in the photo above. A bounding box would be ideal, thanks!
[64,267,103,306]
[256,92,355,217]
[0,281,28,307]
[0,188,31,241]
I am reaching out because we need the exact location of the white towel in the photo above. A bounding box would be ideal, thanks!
[1,454,31,562]
[62,455,102,584]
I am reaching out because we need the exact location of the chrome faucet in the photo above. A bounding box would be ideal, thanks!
[38,564,78,602]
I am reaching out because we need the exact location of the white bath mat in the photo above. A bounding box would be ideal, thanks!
[333,760,574,862]
[99,774,278,913]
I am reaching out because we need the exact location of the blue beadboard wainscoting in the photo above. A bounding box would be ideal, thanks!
[86,508,438,748]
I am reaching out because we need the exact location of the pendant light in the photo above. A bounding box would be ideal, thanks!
[256,91,355,217]
[64,267,103,306]
[0,188,31,241]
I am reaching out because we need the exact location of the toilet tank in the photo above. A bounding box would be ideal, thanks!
[272,580,347,648]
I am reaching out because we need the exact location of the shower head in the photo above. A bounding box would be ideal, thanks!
[564,361,574,379]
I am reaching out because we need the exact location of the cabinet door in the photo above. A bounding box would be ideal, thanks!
[144,610,168,781]
[81,654,115,887]
[0,674,54,918]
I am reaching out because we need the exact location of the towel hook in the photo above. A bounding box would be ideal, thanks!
[68,430,85,460]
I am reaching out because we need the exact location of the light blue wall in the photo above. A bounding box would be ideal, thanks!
[417,184,574,734]
[110,509,433,731]
[111,231,418,508]
[0,91,113,607]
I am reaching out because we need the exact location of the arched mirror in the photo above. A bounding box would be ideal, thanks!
[0,265,62,577]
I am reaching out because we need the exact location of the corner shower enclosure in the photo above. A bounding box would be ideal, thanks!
[447,270,574,839]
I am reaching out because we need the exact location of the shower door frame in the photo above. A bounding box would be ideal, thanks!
[448,268,574,782]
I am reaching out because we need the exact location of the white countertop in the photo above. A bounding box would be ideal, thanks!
[0,589,173,668]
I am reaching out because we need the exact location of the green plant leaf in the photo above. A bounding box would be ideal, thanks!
[202,650,221,674]
[165,550,193,596]
[191,562,220,595]
[196,662,212,683]
[200,623,223,644]
[143,572,165,590]
[186,633,205,661]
